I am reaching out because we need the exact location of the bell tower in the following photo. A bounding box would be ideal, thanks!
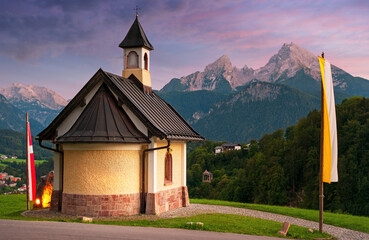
[119,15,154,88]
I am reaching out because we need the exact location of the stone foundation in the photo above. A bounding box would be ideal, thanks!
[61,193,140,217]
[146,186,189,215]
[59,186,188,216]
[50,190,61,211]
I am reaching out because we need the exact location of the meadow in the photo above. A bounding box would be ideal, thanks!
[191,199,369,234]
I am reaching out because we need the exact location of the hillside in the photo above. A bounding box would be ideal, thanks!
[187,97,369,217]
[193,81,320,142]
[0,128,53,160]
[157,90,227,122]
[279,69,350,104]
[0,93,44,134]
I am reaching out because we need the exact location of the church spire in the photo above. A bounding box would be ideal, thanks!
[120,15,153,88]
[119,16,154,50]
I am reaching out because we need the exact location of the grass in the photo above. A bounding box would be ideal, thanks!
[191,199,369,234]
[93,214,332,239]
[0,194,30,220]
[0,195,332,239]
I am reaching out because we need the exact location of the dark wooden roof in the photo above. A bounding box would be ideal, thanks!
[56,84,149,143]
[104,71,204,141]
[38,69,204,142]
[119,16,154,50]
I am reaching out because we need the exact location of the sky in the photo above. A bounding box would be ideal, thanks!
[0,0,368,99]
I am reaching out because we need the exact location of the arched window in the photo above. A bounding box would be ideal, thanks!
[165,148,172,184]
[144,53,148,70]
[127,51,138,68]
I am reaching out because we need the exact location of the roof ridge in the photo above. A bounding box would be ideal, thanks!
[56,84,150,143]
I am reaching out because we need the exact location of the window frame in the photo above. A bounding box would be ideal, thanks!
[127,51,139,68]
[144,53,148,70]
[164,150,173,185]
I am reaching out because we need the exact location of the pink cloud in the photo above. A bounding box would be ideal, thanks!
[1,0,369,96]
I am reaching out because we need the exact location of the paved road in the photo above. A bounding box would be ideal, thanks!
[1,219,281,240]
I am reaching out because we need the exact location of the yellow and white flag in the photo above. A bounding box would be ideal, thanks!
[319,57,338,183]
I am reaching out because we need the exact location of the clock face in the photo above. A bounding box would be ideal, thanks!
[128,51,138,68]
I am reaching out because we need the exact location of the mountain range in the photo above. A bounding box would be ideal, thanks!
[1,42,369,143]
[0,84,67,134]
[162,43,369,97]
[159,42,369,142]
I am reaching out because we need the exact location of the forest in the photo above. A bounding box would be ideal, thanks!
[0,129,53,160]
[187,96,369,217]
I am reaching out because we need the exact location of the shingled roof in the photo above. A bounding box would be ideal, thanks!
[38,69,204,142]
[119,16,154,50]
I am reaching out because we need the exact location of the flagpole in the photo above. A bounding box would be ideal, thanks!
[319,52,325,233]
[26,112,30,211]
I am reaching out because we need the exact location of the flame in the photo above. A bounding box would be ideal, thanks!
[35,198,41,205]
[41,181,53,208]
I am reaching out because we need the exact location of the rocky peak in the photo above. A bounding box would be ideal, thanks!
[281,42,318,66]
[204,55,233,73]
[255,42,321,82]
[175,55,238,93]
[0,83,68,110]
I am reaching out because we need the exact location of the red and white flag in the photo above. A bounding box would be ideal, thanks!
[27,121,36,201]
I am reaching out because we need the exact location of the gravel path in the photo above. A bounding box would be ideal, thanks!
[160,204,369,240]
[24,204,369,240]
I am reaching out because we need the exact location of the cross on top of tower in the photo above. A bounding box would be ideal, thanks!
[134,5,140,17]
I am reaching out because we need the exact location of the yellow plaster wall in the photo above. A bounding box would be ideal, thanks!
[63,150,141,195]
[122,69,151,87]
[156,142,184,191]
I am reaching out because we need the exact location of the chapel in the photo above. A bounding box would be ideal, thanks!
[37,15,204,217]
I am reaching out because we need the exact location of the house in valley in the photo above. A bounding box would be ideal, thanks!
[215,143,241,154]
